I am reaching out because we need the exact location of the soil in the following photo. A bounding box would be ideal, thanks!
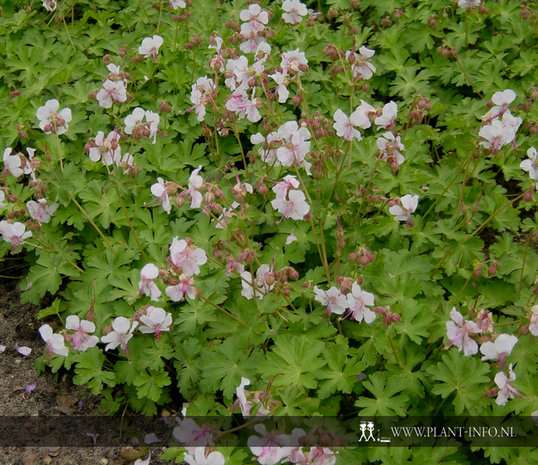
[0,277,177,465]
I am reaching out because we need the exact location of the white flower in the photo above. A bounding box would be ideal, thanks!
[42,0,57,12]
[151,177,171,214]
[101,317,138,352]
[16,346,32,356]
[520,147,537,181]
[374,101,398,130]
[236,377,252,416]
[190,76,215,122]
[88,130,122,166]
[96,79,127,108]
[124,107,160,143]
[377,131,405,168]
[346,282,376,323]
[314,286,349,316]
[187,166,204,208]
[269,71,290,103]
[530,305,538,336]
[240,264,275,300]
[39,324,69,357]
[139,306,172,337]
[27,199,58,224]
[494,364,521,406]
[138,35,164,58]
[347,47,376,80]
[134,453,151,465]
[0,191,5,209]
[139,263,162,301]
[184,447,225,465]
[65,316,99,351]
[389,194,419,221]
[3,147,35,178]
[282,0,308,25]
[169,0,186,8]
[458,0,481,9]
[36,99,72,135]
[480,334,518,362]
[333,109,366,141]
[169,238,207,276]
[0,221,32,247]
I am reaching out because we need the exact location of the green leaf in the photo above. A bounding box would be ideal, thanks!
[426,351,489,414]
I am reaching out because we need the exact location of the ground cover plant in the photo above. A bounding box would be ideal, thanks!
[0,0,537,463]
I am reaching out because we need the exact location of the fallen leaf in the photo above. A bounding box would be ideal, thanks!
[56,395,77,409]
[21,452,39,465]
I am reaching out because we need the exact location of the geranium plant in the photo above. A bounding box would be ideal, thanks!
[0,0,536,463]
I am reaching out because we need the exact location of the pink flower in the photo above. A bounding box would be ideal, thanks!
[169,238,207,276]
[271,189,310,221]
[389,194,418,222]
[138,306,172,337]
[285,232,297,245]
[346,282,376,323]
[0,221,32,247]
[271,175,300,199]
[458,0,481,9]
[445,307,480,356]
[314,286,349,316]
[139,263,162,301]
[239,4,269,32]
[282,0,308,25]
[280,49,308,75]
[39,324,69,357]
[225,89,262,122]
[36,99,71,135]
[0,191,5,209]
[333,109,366,141]
[480,334,518,363]
[138,35,163,59]
[151,178,172,214]
[65,316,99,351]
[96,79,127,108]
[494,364,522,406]
[27,199,58,224]
[166,274,197,301]
[247,424,291,465]
[479,119,516,153]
